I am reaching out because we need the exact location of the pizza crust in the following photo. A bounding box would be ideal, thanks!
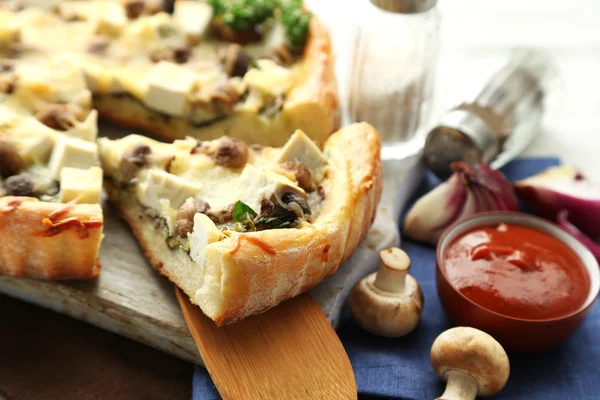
[0,197,103,280]
[94,18,339,147]
[104,123,381,325]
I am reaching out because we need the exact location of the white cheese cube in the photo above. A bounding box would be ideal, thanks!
[136,169,202,211]
[48,136,99,180]
[0,107,56,163]
[242,59,292,96]
[143,62,198,117]
[174,1,213,45]
[59,1,127,37]
[277,129,327,172]
[18,133,55,165]
[59,166,103,204]
[188,213,222,265]
[66,110,98,142]
[236,164,306,214]
[84,66,124,93]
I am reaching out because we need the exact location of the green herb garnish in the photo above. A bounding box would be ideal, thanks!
[208,0,311,46]
[279,0,311,46]
[232,200,257,223]
[254,216,293,230]
[208,0,277,32]
[232,200,295,232]
[232,200,257,231]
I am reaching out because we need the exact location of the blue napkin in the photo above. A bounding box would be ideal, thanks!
[193,158,600,400]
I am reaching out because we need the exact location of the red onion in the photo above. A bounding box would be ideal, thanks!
[515,165,600,239]
[403,162,519,245]
[557,210,600,263]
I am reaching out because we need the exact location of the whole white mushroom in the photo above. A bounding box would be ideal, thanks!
[348,247,423,337]
[430,327,510,400]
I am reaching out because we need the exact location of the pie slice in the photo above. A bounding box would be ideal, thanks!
[98,122,381,325]
[6,0,338,147]
[0,57,103,279]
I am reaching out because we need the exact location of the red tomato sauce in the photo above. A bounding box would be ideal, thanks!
[443,223,590,320]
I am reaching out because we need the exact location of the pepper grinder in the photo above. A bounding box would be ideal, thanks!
[423,48,560,180]
[348,0,440,161]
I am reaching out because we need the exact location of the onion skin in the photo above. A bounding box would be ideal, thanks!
[515,165,600,239]
[403,162,519,245]
[557,210,600,263]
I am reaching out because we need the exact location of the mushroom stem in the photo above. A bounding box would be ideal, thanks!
[373,247,410,293]
[437,371,478,400]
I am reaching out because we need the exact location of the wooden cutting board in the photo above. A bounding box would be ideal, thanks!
[0,124,421,365]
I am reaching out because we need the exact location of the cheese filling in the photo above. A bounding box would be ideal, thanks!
[0,102,101,204]
[98,129,328,259]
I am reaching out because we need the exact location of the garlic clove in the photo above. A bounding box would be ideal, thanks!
[404,162,518,245]
[403,173,467,245]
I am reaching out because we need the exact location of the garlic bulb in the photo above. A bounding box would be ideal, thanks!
[403,162,518,245]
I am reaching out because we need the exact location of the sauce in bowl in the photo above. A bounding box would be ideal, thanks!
[444,223,591,320]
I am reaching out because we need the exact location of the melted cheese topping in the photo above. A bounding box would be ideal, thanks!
[18,8,95,53]
[0,83,99,205]
[99,133,284,211]
[98,130,327,221]
[98,125,328,266]
[0,104,57,161]
[5,55,91,114]
[9,2,298,119]
[0,0,303,208]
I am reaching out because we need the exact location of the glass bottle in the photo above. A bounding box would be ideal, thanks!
[348,0,440,160]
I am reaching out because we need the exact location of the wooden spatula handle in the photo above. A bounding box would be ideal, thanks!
[176,288,357,400]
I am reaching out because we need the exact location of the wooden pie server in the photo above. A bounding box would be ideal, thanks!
[176,288,357,399]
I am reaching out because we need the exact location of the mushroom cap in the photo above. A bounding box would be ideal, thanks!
[430,327,510,396]
[348,271,424,337]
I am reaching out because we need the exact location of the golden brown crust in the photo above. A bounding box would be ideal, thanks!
[325,122,383,263]
[104,123,382,325]
[285,17,340,142]
[94,16,339,147]
[0,197,104,280]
